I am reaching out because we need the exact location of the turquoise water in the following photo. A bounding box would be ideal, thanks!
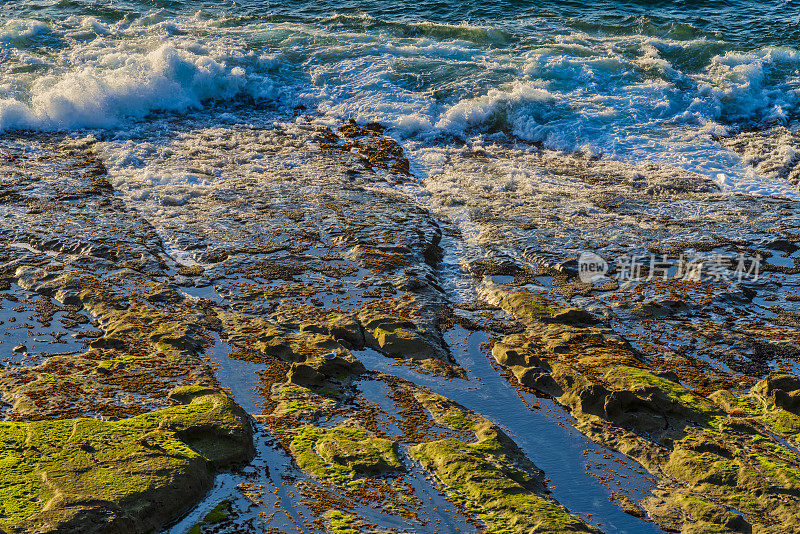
[5,0,800,48]
[2,1,799,197]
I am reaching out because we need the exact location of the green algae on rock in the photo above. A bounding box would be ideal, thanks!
[289,424,402,485]
[486,284,800,532]
[410,391,599,533]
[325,510,359,534]
[186,500,232,534]
[270,382,338,418]
[370,325,439,360]
[0,387,252,534]
[8,117,800,534]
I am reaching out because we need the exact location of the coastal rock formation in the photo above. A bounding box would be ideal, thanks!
[2,119,800,534]
[410,391,599,533]
[0,387,252,534]
[419,142,800,532]
[0,130,591,533]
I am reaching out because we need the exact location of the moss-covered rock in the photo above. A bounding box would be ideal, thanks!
[753,373,800,414]
[371,326,438,359]
[300,314,366,349]
[270,383,337,417]
[708,390,762,417]
[286,352,366,387]
[186,500,231,534]
[326,510,359,534]
[289,425,402,485]
[489,290,562,324]
[651,425,800,533]
[410,391,597,533]
[0,387,252,534]
[484,287,800,532]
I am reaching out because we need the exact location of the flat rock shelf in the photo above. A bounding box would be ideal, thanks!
[2,120,800,534]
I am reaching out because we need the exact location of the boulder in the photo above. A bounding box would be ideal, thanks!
[752,373,800,413]
[371,326,437,359]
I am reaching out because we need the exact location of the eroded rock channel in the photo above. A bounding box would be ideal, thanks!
[2,120,800,534]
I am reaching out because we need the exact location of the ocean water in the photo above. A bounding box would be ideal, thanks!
[1,0,799,197]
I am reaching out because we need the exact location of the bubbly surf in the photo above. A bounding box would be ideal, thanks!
[1,1,800,197]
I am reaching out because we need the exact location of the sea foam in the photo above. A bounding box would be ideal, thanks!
[0,44,267,130]
[2,10,800,199]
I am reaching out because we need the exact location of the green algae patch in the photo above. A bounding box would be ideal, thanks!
[96,353,141,372]
[410,437,594,533]
[185,500,231,534]
[204,500,231,523]
[657,426,800,532]
[672,493,748,534]
[92,299,207,355]
[708,390,762,417]
[497,291,561,324]
[409,390,595,533]
[327,510,358,534]
[603,366,717,417]
[0,388,252,534]
[491,326,800,532]
[763,408,800,435]
[281,400,324,414]
[441,412,476,432]
[416,392,480,433]
[271,383,337,417]
[289,425,402,485]
[0,423,43,525]
[666,449,740,486]
[188,499,232,534]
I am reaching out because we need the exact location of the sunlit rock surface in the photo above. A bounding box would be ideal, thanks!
[2,121,800,534]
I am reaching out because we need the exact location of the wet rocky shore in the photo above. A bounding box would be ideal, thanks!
[1,120,800,534]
